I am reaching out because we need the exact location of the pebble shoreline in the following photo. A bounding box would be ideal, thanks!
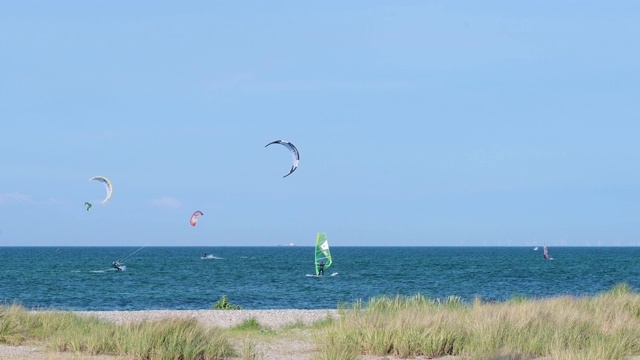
[61,309,341,329]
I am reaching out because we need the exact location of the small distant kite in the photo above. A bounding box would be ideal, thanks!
[265,140,299,178]
[89,176,113,204]
[84,202,92,211]
[190,210,204,226]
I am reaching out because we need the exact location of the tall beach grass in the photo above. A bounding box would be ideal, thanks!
[315,283,640,360]
[0,304,235,359]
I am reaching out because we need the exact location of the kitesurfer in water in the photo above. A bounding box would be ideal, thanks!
[112,260,122,271]
[317,261,325,276]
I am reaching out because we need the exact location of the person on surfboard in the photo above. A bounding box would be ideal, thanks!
[317,261,325,276]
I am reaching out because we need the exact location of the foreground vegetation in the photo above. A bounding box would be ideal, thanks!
[3,284,640,359]
[316,283,640,360]
[0,305,235,359]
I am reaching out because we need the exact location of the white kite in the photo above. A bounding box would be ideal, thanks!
[89,176,113,204]
[265,140,299,178]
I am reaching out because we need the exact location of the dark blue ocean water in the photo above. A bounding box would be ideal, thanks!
[1,247,639,311]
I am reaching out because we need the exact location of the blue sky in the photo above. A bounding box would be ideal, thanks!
[1,1,639,246]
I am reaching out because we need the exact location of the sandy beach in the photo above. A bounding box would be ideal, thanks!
[71,309,340,329]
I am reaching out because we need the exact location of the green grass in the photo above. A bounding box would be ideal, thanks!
[0,305,235,359]
[239,336,259,360]
[0,304,28,345]
[232,317,263,331]
[315,283,640,360]
[281,315,335,331]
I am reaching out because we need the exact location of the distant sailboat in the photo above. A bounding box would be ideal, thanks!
[306,232,338,277]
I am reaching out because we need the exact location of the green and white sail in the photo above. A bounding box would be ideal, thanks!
[314,232,332,275]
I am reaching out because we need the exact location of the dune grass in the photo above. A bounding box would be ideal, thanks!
[0,304,235,359]
[0,304,28,345]
[314,283,640,360]
[231,317,264,332]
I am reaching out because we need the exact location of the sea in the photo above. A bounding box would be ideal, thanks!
[1,246,639,311]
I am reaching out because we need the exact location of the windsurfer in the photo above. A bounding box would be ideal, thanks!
[317,261,325,276]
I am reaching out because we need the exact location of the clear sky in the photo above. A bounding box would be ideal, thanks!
[1,1,639,247]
